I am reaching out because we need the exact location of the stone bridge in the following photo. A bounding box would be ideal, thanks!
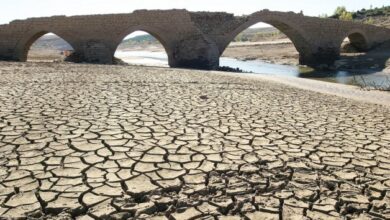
[0,9,390,69]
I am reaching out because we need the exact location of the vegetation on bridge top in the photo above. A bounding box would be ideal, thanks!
[326,5,390,28]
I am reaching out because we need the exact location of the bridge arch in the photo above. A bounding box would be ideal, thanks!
[220,13,312,64]
[112,26,173,65]
[17,30,75,62]
[339,30,369,52]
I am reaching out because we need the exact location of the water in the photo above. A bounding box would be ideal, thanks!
[115,50,389,87]
[115,51,169,67]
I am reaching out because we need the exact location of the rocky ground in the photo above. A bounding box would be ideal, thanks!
[0,62,389,219]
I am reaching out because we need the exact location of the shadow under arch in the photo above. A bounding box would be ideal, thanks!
[338,30,370,52]
[113,26,172,65]
[220,15,312,65]
[18,30,75,62]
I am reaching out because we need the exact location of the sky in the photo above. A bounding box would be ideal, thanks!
[1,0,389,25]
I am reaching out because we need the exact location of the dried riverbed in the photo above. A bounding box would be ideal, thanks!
[0,62,389,219]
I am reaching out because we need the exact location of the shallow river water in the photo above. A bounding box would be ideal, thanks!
[115,50,389,87]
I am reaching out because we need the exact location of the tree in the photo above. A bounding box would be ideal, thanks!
[319,13,328,18]
[334,6,347,16]
[339,11,353,21]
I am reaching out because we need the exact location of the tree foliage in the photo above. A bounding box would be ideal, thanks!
[319,13,328,18]
[334,6,347,17]
[339,11,353,21]
[328,5,390,22]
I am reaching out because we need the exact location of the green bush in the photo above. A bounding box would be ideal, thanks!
[334,6,347,17]
[340,11,353,21]
[329,5,390,22]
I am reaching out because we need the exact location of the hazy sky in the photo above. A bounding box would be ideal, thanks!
[1,0,388,25]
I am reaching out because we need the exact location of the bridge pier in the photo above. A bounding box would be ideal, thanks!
[64,37,220,70]
[169,52,220,70]
[299,47,340,68]
[68,44,340,70]
[64,41,114,64]
[167,35,221,70]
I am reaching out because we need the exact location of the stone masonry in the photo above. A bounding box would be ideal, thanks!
[0,9,390,69]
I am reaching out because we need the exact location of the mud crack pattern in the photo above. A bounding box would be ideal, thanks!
[0,62,389,219]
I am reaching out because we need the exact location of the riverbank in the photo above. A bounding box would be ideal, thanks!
[222,40,299,66]
[223,40,390,72]
[114,40,390,76]
[232,71,390,106]
[28,39,390,74]
[28,41,390,90]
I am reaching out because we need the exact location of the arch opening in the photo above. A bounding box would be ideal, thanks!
[114,31,169,67]
[221,22,304,70]
[341,32,368,53]
[26,32,74,62]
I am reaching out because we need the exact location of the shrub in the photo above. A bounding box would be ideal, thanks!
[334,6,347,17]
[339,11,353,21]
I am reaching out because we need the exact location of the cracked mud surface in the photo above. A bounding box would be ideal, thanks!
[0,62,389,219]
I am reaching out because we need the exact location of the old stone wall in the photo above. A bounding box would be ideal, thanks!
[0,9,389,69]
[191,10,390,66]
[0,10,220,68]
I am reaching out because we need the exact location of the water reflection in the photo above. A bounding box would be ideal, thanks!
[115,50,389,87]
[298,68,387,86]
[220,58,301,77]
[332,71,353,85]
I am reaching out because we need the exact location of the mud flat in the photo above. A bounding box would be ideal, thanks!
[0,62,389,219]
[237,72,390,106]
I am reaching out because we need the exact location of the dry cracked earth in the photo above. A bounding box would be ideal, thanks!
[0,62,389,220]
